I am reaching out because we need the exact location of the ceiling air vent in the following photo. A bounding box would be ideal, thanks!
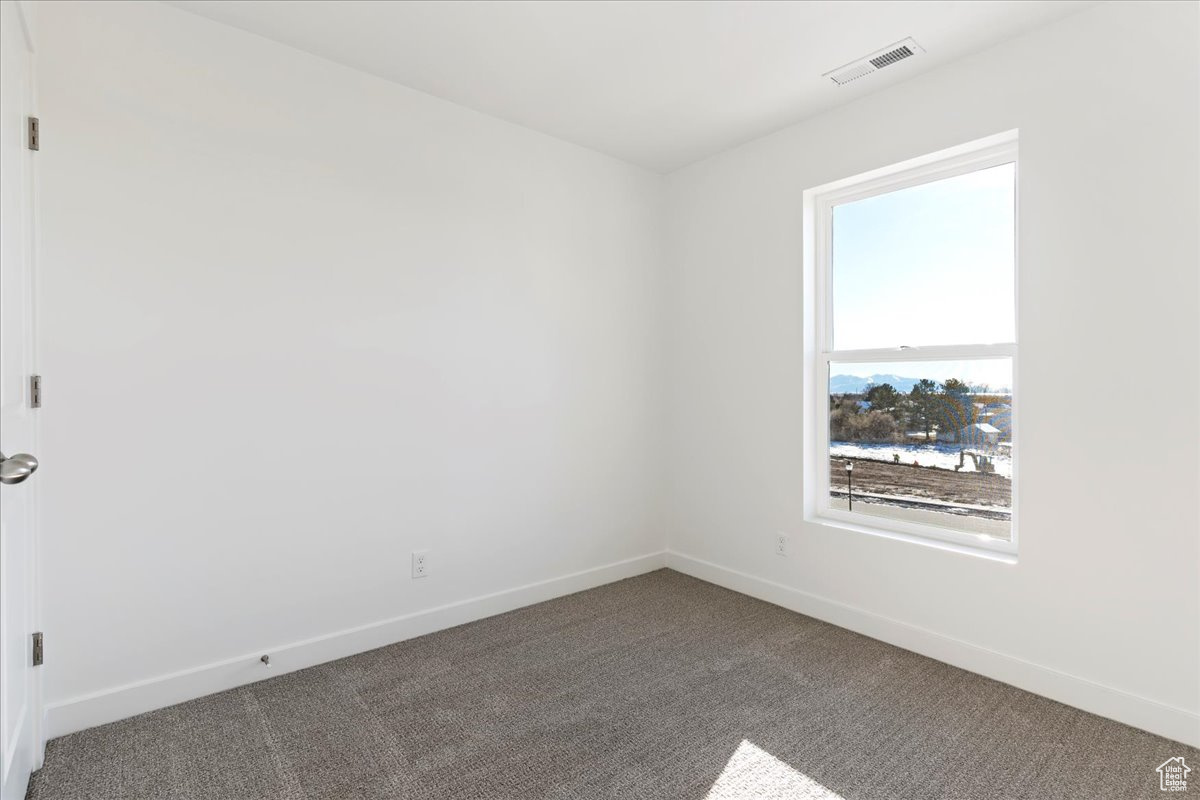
[824,38,925,86]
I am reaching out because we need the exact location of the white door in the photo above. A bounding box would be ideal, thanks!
[0,2,41,799]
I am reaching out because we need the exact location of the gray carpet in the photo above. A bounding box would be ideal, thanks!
[27,569,1197,800]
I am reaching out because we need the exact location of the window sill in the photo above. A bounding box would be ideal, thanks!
[807,512,1018,564]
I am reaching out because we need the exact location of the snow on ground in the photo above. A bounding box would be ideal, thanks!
[830,440,1013,478]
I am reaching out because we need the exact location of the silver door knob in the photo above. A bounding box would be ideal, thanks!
[0,451,38,485]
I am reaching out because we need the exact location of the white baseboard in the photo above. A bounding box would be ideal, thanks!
[44,551,667,740]
[666,550,1200,748]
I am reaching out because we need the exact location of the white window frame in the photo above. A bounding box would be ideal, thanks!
[802,131,1019,559]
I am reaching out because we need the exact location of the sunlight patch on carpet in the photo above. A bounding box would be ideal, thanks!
[705,740,845,800]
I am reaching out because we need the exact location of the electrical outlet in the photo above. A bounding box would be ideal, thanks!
[411,550,429,578]
[775,534,789,557]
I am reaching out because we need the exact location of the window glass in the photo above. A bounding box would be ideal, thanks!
[831,163,1015,351]
[828,358,1013,541]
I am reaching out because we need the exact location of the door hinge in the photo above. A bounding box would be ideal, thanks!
[30,375,41,408]
[32,632,43,666]
[27,117,38,151]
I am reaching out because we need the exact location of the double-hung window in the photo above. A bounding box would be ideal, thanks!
[804,132,1018,556]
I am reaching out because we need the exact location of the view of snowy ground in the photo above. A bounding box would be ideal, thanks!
[830,440,1013,478]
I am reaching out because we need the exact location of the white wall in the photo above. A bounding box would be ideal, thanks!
[664,0,1200,745]
[37,0,665,730]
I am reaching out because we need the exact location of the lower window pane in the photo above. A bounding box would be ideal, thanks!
[828,359,1013,541]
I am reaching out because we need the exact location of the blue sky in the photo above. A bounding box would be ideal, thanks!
[831,161,1015,390]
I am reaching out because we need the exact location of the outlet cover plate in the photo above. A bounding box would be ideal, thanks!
[411,550,429,578]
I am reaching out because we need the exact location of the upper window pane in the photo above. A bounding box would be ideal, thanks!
[831,163,1016,351]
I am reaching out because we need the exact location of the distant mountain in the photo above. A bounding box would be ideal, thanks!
[830,374,1012,395]
[829,374,922,394]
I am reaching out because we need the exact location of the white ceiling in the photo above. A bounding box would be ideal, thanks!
[164,0,1094,173]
